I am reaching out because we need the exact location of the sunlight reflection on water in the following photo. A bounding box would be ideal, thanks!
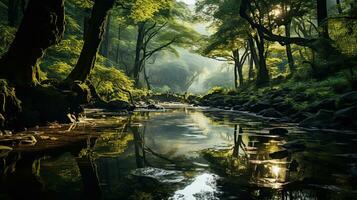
[170,173,219,200]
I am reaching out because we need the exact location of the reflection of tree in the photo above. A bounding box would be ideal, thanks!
[129,117,195,170]
[75,137,101,199]
[131,123,146,168]
[233,125,246,158]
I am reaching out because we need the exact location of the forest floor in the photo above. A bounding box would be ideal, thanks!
[191,75,357,131]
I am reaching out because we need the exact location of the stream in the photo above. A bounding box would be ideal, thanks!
[1,106,357,200]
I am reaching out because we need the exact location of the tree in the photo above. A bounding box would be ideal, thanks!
[65,0,116,82]
[66,0,177,83]
[130,1,200,88]
[0,0,65,86]
[197,0,251,88]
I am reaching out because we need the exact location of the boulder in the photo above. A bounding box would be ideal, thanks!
[271,96,285,104]
[300,109,335,128]
[273,103,296,115]
[107,100,134,111]
[148,104,165,110]
[338,91,357,108]
[293,93,309,102]
[232,105,242,110]
[249,101,271,113]
[333,106,357,130]
[258,108,284,118]
[290,112,313,123]
[307,99,336,113]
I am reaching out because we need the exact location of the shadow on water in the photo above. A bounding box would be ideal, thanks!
[1,107,357,199]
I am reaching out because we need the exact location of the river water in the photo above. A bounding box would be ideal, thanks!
[1,106,357,199]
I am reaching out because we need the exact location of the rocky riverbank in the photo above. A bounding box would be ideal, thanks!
[191,88,357,130]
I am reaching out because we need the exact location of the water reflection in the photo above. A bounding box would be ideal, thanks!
[1,108,356,199]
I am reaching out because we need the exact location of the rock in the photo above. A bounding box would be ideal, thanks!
[107,100,133,111]
[232,105,242,110]
[271,96,285,104]
[273,103,296,115]
[270,150,289,159]
[333,106,357,130]
[269,128,288,136]
[307,99,336,113]
[249,102,271,113]
[290,112,313,123]
[258,108,284,118]
[148,104,164,110]
[294,93,309,102]
[338,91,357,108]
[334,106,357,120]
[300,109,335,128]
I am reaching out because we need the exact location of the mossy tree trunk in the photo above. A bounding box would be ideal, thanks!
[133,22,146,87]
[317,0,329,38]
[285,21,295,73]
[66,0,115,82]
[254,30,270,86]
[100,13,111,58]
[0,0,65,87]
[248,34,258,81]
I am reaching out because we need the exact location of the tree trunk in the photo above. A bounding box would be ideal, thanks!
[233,49,244,88]
[336,0,343,14]
[116,24,121,64]
[254,30,269,86]
[100,13,111,58]
[285,22,295,73]
[0,0,65,86]
[248,54,254,81]
[237,63,244,87]
[317,0,329,38]
[248,35,258,70]
[83,9,91,40]
[233,50,239,89]
[133,22,146,87]
[66,0,115,82]
[143,64,151,90]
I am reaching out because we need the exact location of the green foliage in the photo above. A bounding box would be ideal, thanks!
[90,64,135,101]
[0,24,16,56]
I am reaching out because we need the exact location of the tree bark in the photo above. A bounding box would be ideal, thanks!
[133,22,146,87]
[233,49,244,88]
[248,54,254,81]
[0,0,65,86]
[100,13,111,58]
[233,50,239,89]
[285,22,296,73]
[143,64,151,90]
[248,35,259,70]
[317,0,329,38]
[66,0,115,82]
[254,30,269,86]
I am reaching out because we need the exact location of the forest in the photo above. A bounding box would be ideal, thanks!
[0,0,356,199]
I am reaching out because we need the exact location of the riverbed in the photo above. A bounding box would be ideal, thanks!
[1,106,357,199]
